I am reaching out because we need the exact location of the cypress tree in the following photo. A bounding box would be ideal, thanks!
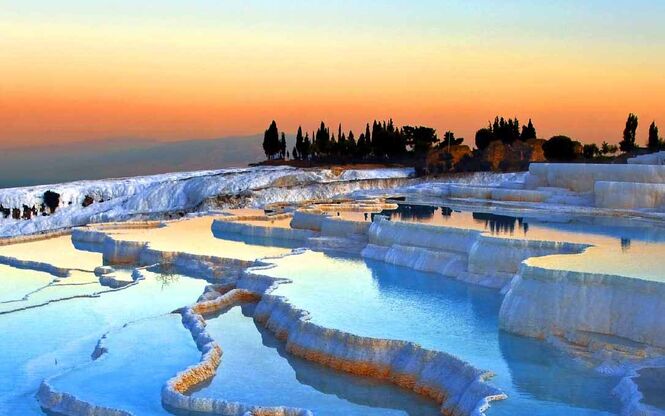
[648,121,660,150]
[295,126,304,159]
[262,120,279,159]
[280,132,287,159]
[620,113,639,152]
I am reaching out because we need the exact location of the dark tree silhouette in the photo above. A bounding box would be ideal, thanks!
[491,116,521,144]
[601,141,618,155]
[402,126,438,153]
[347,130,356,156]
[280,132,287,159]
[475,128,496,150]
[543,136,577,161]
[620,113,639,152]
[520,119,537,140]
[294,126,304,159]
[262,120,280,159]
[315,121,331,155]
[648,121,661,151]
[440,131,463,149]
[583,143,600,159]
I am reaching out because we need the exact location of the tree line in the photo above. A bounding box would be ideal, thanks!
[541,113,662,161]
[263,119,447,161]
[263,113,663,163]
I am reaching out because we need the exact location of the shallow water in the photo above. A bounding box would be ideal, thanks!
[0,235,102,271]
[0,269,207,414]
[107,217,292,261]
[1,210,662,416]
[0,265,53,303]
[48,314,200,415]
[635,367,665,410]
[377,204,665,246]
[261,251,627,416]
[191,303,440,415]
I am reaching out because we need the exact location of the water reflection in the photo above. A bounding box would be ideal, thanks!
[497,332,621,413]
[379,203,665,253]
[264,251,626,415]
[191,303,439,415]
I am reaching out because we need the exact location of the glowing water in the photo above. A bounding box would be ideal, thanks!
[260,251,625,416]
[0,270,207,414]
[190,304,439,415]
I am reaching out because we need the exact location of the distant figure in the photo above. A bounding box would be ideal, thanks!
[54,358,58,366]
[337,212,340,216]
[364,212,368,221]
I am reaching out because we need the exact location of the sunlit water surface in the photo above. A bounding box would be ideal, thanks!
[190,304,439,415]
[260,251,626,416]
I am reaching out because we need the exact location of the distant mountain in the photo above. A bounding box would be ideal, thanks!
[0,135,264,188]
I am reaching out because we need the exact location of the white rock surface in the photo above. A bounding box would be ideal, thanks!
[0,167,414,237]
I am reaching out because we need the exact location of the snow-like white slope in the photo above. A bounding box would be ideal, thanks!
[628,151,665,165]
[0,167,414,237]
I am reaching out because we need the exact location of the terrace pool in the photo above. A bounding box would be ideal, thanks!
[258,250,626,415]
[190,304,439,415]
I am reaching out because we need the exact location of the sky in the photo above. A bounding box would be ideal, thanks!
[1,0,664,149]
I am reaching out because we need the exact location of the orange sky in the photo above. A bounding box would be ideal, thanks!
[1,2,664,148]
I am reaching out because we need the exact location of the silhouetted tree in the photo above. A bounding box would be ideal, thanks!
[440,131,463,149]
[402,126,438,153]
[356,133,370,158]
[620,113,639,152]
[601,141,618,155]
[315,121,331,155]
[491,116,521,144]
[347,130,356,156]
[520,119,537,141]
[583,143,600,159]
[543,136,578,161]
[475,128,496,150]
[648,121,661,151]
[303,133,311,159]
[280,133,287,159]
[262,120,280,159]
[294,126,304,160]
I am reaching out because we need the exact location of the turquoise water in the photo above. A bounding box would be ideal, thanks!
[190,304,439,415]
[211,229,304,250]
[635,368,665,410]
[0,265,54,304]
[261,251,627,416]
[0,270,207,414]
[47,314,200,415]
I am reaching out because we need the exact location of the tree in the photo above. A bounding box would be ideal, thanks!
[347,130,356,156]
[402,126,438,153]
[294,126,305,160]
[490,116,521,144]
[262,120,280,159]
[620,113,639,152]
[520,119,537,141]
[583,143,600,159]
[600,141,618,155]
[315,121,331,156]
[280,133,287,159]
[648,121,661,151]
[543,136,578,161]
[303,133,311,159]
[357,133,370,158]
[440,131,463,149]
[475,128,496,151]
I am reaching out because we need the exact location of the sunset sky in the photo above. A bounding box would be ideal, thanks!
[1,0,664,149]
